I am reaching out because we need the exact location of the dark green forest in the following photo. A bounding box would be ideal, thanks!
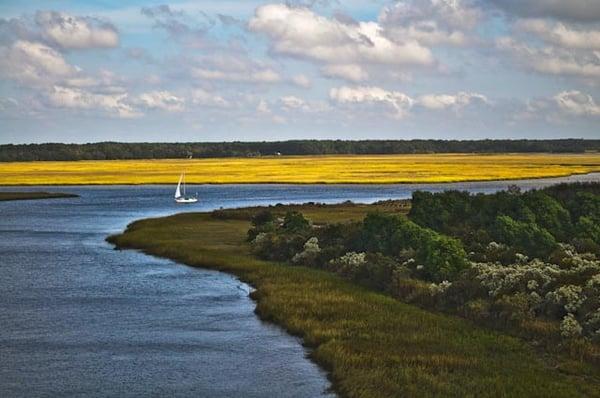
[1,139,598,161]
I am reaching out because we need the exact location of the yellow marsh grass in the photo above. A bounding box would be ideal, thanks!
[1,153,600,185]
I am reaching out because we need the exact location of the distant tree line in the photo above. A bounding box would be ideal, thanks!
[1,139,598,161]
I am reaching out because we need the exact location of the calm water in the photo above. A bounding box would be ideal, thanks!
[1,173,599,397]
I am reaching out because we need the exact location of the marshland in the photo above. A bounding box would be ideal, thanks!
[1,174,599,397]
[1,153,600,185]
[108,181,600,397]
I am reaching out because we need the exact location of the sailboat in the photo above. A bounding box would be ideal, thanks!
[174,172,198,204]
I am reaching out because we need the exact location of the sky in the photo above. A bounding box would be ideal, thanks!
[0,0,599,144]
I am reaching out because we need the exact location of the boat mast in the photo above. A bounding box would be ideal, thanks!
[183,172,186,197]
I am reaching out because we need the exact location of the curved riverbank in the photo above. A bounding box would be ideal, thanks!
[108,202,600,398]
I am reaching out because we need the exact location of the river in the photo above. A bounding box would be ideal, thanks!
[1,173,598,397]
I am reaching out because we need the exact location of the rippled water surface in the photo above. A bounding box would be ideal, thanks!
[1,173,598,397]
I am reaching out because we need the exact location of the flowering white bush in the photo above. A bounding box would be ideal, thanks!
[546,285,586,313]
[481,241,511,262]
[329,252,366,277]
[292,237,321,265]
[447,254,600,338]
[471,260,558,298]
[487,241,502,250]
[402,258,416,267]
[587,274,600,292]
[560,313,583,339]
[253,232,268,245]
[527,280,539,291]
[529,291,543,308]
[429,280,452,295]
[515,253,529,264]
[339,251,366,266]
[251,232,270,254]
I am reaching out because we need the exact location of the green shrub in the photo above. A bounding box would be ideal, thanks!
[282,211,311,233]
[252,209,274,226]
[359,212,469,281]
[523,190,573,241]
[252,232,305,261]
[576,216,600,245]
[416,232,470,281]
[493,215,557,259]
[356,253,398,291]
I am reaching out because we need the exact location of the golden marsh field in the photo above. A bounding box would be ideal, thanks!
[1,153,599,185]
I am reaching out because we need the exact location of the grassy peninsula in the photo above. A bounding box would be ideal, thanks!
[2,153,600,185]
[108,199,600,398]
[0,191,78,201]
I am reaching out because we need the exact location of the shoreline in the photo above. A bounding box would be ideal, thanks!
[0,192,79,201]
[107,204,600,397]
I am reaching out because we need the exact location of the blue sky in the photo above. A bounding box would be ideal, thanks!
[0,0,599,143]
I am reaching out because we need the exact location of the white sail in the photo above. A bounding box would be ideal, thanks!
[175,173,183,198]
[174,171,198,203]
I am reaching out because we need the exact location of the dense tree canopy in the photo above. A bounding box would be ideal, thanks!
[408,182,600,258]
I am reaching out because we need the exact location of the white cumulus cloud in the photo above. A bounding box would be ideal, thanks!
[0,40,78,87]
[418,92,488,110]
[190,89,230,108]
[554,90,600,116]
[379,0,481,47]
[489,0,600,23]
[249,4,434,82]
[330,86,415,118]
[291,74,311,88]
[47,85,138,118]
[321,64,368,82]
[137,91,185,112]
[516,19,600,50]
[35,11,119,49]
[280,95,307,110]
[192,67,281,84]
[189,53,282,84]
[330,85,488,118]
[497,37,600,79]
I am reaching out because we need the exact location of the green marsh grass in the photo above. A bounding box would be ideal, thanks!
[108,203,600,397]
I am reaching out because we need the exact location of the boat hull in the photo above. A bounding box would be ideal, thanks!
[175,197,198,204]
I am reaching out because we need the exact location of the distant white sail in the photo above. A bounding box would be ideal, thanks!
[174,171,198,203]
[174,172,198,203]
[175,173,183,198]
